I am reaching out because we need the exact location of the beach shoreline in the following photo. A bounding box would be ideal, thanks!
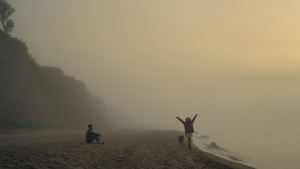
[0,129,255,169]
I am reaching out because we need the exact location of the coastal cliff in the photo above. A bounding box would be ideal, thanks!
[0,31,105,128]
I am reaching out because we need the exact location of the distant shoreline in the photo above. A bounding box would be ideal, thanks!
[0,129,255,169]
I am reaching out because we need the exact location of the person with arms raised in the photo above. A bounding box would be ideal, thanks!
[176,114,198,149]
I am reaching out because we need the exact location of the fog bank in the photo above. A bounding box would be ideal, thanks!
[9,0,300,131]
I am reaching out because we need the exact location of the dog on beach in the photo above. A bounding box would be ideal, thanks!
[178,135,184,145]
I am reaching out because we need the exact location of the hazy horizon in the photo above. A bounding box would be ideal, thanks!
[4,0,300,168]
[8,0,300,131]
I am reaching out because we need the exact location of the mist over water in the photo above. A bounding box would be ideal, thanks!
[8,0,300,169]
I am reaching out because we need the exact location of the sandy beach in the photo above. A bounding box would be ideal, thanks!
[0,129,254,169]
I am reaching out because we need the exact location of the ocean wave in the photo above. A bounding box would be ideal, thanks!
[193,134,246,163]
[202,142,244,162]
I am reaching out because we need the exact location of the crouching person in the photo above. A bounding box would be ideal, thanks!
[86,124,104,144]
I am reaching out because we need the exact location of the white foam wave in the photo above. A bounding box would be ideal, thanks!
[193,133,249,164]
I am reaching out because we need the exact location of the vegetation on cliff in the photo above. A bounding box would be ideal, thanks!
[0,30,106,128]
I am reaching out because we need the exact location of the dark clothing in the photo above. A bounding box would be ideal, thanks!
[177,115,197,133]
[184,121,194,133]
[86,129,100,143]
[178,120,194,133]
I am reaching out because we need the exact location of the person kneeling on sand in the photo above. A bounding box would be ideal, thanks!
[86,124,104,144]
[176,114,198,149]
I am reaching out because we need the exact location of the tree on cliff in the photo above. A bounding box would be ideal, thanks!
[0,0,15,33]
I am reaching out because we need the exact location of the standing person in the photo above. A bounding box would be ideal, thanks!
[176,114,198,149]
[86,124,104,144]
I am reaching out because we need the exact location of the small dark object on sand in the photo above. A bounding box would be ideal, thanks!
[178,135,184,145]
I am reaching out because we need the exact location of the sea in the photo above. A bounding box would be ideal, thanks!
[192,128,300,169]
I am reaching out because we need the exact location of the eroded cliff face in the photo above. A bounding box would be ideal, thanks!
[0,31,105,128]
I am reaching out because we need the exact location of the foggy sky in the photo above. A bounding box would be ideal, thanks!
[8,0,300,132]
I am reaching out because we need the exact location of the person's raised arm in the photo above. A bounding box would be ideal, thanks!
[192,114,198,122]
[176,116,185,124]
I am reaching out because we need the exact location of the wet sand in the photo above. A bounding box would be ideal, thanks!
[0,129,255,169]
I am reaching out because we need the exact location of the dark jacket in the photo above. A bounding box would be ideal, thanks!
[177,114,198,133]
[86,129,100,143]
